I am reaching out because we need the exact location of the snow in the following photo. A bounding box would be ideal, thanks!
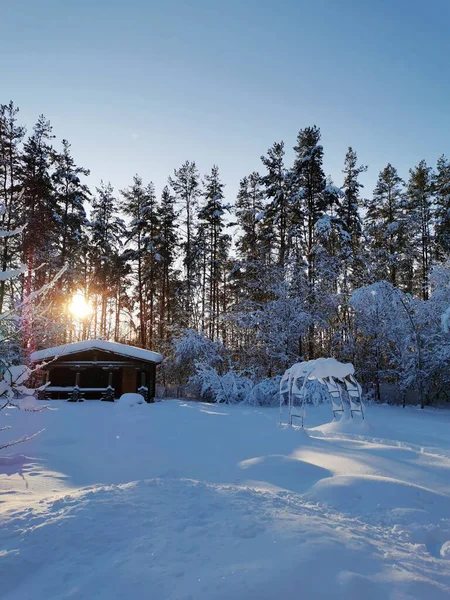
[30,339,163,364]
[282,357,355,384]
[0,266,26,280]
[442,306,450,332]
[118,392,146,407]
[1,400,450,599]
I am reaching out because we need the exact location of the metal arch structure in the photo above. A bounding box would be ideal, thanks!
[279,358,364,427]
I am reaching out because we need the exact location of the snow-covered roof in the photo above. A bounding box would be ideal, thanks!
[30,339,163,364]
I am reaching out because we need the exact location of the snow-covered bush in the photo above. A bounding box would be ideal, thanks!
[226,275,312,377]
[193,364,253,404]
[442,307,450,333]
[174,329,225,367]
[163,329,227,388]
[245,377,280,406]
[0,365,47,450]
[351,274,450,406]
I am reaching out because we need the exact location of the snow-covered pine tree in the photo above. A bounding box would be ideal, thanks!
[0,101,25,315]
[291,125,329,359]
[364,164,406,288]
[141,181,160,346]
[155,185,179,345]
[20,116,57,289]
[338,147,367,289]
[405,160,434,299]
[198,165,230,340]
[261,141,291,268]
[89,181,126,339]
[121,175,153,348]
[20,115,58,351]
[169,161,200,327]
[52,139,90,276]
[434,155,450,261]
[235,173,264,264]
[51,139,91,339]
[232,171,273,312]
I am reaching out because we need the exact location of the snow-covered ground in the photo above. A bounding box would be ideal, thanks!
[1,400,450,599]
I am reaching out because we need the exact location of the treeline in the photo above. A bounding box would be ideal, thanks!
[1,101,450,403]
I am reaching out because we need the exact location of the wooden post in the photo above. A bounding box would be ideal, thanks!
[138,370,148,403]
[103,369,115,402]
[69,371,81,402]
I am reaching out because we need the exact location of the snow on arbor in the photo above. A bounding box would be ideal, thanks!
[279,357,364,427]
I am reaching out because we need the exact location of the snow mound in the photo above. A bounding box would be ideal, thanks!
[306,474,450,516]
[238,454,331,493]
[118,393,146,408]
[314,414,371,435]
[441,541,450,558]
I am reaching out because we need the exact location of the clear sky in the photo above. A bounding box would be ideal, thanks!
[2,0,450,202]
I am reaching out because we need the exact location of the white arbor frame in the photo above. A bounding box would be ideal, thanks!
[279,358,364,427]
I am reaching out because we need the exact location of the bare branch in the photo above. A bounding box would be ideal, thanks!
[0,428,45,451]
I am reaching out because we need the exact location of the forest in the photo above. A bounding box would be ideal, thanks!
[1,100,449,405]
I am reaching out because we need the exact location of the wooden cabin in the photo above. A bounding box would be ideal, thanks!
[30,340,163,402]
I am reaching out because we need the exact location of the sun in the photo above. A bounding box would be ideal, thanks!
[69,292,92,319]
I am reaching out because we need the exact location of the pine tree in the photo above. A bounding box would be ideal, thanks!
[0,101,25,313]
[52,139,90,282]
[434,155,450,261]
[233,172,268,307]
[291,125,329,358]
[169,161,200,326]
[338,147,367,287]
[235,172,264,264]
[198,165,230,340]
[261,141,291,268]
[155,185,179,344]
[121,175,153,348]
[89,181,125,338]
[20,115,57,288]
[405,160,434,299]
[141,181,160,346]
[365,164,406,287]
[20,115,58,352]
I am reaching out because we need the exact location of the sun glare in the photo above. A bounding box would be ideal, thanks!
[69,292,92,319]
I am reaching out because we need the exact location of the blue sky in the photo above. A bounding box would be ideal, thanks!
[2,0,450,202]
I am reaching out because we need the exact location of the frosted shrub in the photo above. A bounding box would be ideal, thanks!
[0,365,47,450]
[246,377,280,406]
[165,329,227,389]
[193,364,253,404]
